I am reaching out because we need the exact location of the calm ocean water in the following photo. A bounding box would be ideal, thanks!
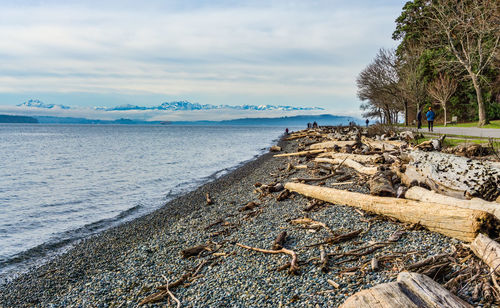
[0,124,285,280]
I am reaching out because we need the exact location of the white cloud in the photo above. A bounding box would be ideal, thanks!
[0,0,404,113]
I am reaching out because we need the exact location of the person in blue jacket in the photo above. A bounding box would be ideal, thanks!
[426,106,435,132]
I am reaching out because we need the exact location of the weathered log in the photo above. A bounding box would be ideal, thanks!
[405,151,500,201]
[471,233,500,275]
[340,272,472,308]
[315,158,377,175]
[361,136,404,151]
[316,152,376,164]
[369,171,396,197]
[285,182,498,242]
[274,149,326,157]
[309,140,356,150]
[405,186,500,220]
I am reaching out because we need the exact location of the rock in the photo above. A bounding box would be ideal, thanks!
[270,146,282,152]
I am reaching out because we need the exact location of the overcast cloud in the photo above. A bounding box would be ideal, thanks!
[0,0,404,120]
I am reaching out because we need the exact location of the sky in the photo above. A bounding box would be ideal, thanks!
[0,0,405,120]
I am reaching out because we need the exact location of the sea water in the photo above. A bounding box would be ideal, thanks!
[0,124,286,280]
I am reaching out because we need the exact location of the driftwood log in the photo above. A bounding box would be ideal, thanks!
[405,186,500,220]
[369,170,396,197]
[361,136,404,151]
[309,140,356,150]
[315,158,377,175]
[471,233,500,275]
[340,272,472,308]
[273,149,326,157]
[317,152,378,164]
[285,182,498,242]
[405,151,500,201]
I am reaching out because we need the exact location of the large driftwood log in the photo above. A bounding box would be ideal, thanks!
[274,149,326,157]
[340,272,472,308]
[315,158,377,175]
[309,140,356,150]
[471,233,500,275]
[284,182,498,242]
[317,152,377,164]
[405,186,500,220]
[361,136,405,151]
[405,151,500,201]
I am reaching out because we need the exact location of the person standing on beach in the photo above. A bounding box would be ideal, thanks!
[426,107,435,132]
[365,119,369,127]
[417,108,422,129]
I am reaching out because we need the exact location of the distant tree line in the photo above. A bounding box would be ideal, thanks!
[357,0,500,126]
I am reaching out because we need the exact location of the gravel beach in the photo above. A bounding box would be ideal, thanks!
[0,133,478,307]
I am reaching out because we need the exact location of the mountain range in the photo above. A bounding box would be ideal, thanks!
[18,99,324,112]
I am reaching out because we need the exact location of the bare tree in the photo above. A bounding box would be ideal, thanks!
[396,44,427,125]
[357,49,403,124]
[428,0,500,126]
[428,73,458,126]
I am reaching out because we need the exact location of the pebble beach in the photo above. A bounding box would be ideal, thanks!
[0,132,477,307]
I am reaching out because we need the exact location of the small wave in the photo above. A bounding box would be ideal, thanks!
[0,204,143,282]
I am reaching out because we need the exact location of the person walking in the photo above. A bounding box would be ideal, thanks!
[426,106,435,132]
[365,119,369,127]
[417,108,422,129]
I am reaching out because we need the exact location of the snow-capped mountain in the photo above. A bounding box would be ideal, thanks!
[103,101,324,112]
[17,99,70,110]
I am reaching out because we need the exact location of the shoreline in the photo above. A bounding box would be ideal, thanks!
[0,132,473,307]
[0,129,283,284]
[0,136,287,306]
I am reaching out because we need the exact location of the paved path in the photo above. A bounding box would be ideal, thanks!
[416,126,500,138]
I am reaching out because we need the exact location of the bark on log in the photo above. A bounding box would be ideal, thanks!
[274,149,326,157]
[315,158,377,175]
[471,233,500,275]
[340,272,472,308]
[309,140,356,150]
[405,186,500,220]
[406,151,500,201]
[284,182,498,242]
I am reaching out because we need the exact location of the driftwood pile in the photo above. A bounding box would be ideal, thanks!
[276,126,500,306]
[139,125,500,306]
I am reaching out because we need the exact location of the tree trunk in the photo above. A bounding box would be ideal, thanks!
[443,105,447,126]
[404,100,409,126]
[471,73,488,126]
[284,182,498,242]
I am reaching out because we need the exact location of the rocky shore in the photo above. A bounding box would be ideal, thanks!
[0,127,495,307]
